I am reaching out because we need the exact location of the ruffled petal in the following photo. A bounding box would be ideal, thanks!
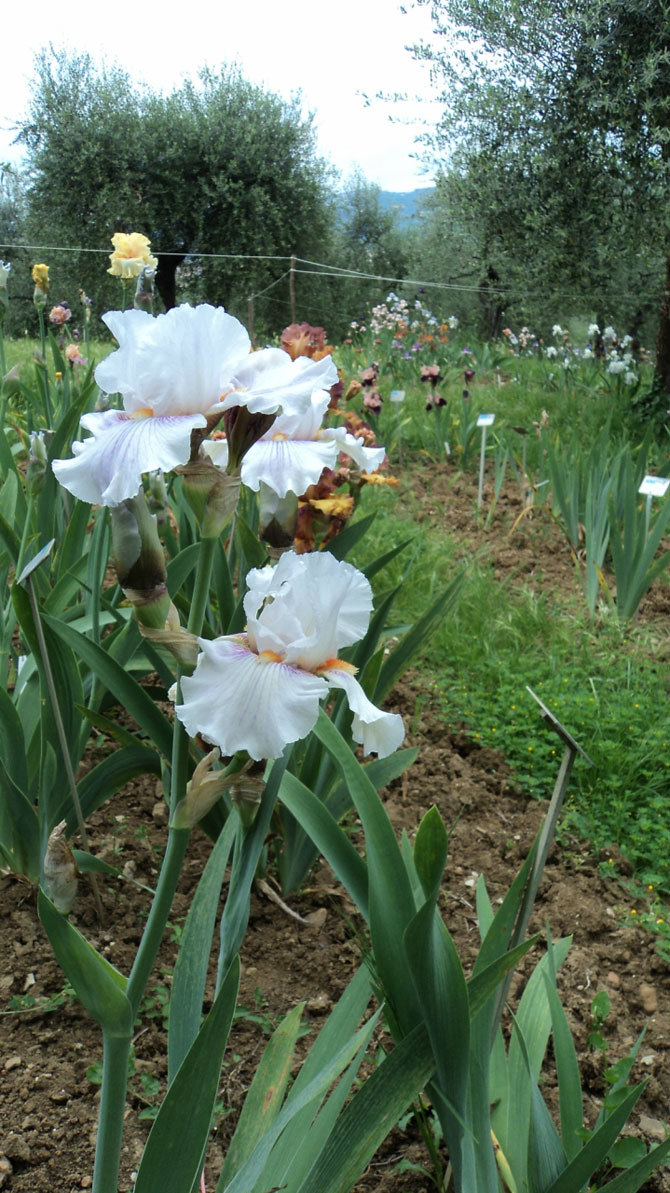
[176,635,328,760]
[95,304,250,416]
[323,427,386,473]
[225,349,338,416]
[240,434,338,496]
[242,551,373,668]
[138,304,250,416]
[270,390,330,440]
[287,552,373,665]
[322,667,405,758]
[52,410,207,505]
[95,310,163,400]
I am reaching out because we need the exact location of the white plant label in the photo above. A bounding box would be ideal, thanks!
[477,413,496,427]
[390,390,405,403]
[638,475,670,497]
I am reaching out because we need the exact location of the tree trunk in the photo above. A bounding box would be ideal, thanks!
[478,265,504,340]
[654,254,670,393]
[155,254,185,311]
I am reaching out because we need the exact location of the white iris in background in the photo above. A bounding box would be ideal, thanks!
[52,304,337,506]
[204,389,384,497]
[175,551,405,761]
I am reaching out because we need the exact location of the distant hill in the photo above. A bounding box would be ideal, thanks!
[378,187,435,223]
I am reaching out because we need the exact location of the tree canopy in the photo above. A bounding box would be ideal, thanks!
[16,49,335,332]
[409,0,670,359]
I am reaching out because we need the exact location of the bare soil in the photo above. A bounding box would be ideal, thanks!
[2,462,670,1193]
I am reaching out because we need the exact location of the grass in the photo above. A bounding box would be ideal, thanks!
[349,393,670,900]
[336,329,660,472]
[3,335,112,383]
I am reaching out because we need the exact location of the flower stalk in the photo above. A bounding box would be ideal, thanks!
[91,511,225,1193]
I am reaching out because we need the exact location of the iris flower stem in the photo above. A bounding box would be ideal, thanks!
[92,528,220,1193]
[91,1034,133,1193]
[36,308,52,424]
[187,534,218,635]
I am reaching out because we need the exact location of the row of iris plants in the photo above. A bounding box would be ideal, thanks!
[0,245,669,1192]
[339,294,670,624]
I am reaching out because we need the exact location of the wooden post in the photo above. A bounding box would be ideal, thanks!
[289,254,296,324]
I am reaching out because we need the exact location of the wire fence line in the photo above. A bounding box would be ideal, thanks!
[0,240,663,308]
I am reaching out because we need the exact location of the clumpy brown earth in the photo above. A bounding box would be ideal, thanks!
[2,462,670,1192]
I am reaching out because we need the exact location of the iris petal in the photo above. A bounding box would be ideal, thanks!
[322,427,386,473]
[95,304,250,416]
[52,410,207,505]
[240,435,337,497]
[243,551,372,669]
[226,349,338,416]
[323,667,405,758]
[176,636,328,761]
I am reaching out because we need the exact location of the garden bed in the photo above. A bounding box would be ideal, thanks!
[2,461,670,1192]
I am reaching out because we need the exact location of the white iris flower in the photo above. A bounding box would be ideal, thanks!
[204,389,384,498]
[52,304,337,506]
[175,551,405,761]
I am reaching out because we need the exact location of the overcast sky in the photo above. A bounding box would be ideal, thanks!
[1,0,444,192]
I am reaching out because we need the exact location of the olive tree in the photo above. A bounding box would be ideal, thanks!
[15,49,335,333]
[409,0,669,361]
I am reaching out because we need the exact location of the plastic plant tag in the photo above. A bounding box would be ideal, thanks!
[477,417,495,506]
[390,390,406,403]
[638,475,670,497]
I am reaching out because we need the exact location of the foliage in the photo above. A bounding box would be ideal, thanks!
[14,50,334,333]
[3,284,670,1192]
[351,475,670,895]
[281,717,670,1192]
[408,0,670,350]
[325,171,412,331]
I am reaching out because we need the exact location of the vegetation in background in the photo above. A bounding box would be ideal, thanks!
[338,311,670,901]
[9,50,334,334]
[408,0,670,384]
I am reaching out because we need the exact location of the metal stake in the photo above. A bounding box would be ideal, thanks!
[491,686,594,1033]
